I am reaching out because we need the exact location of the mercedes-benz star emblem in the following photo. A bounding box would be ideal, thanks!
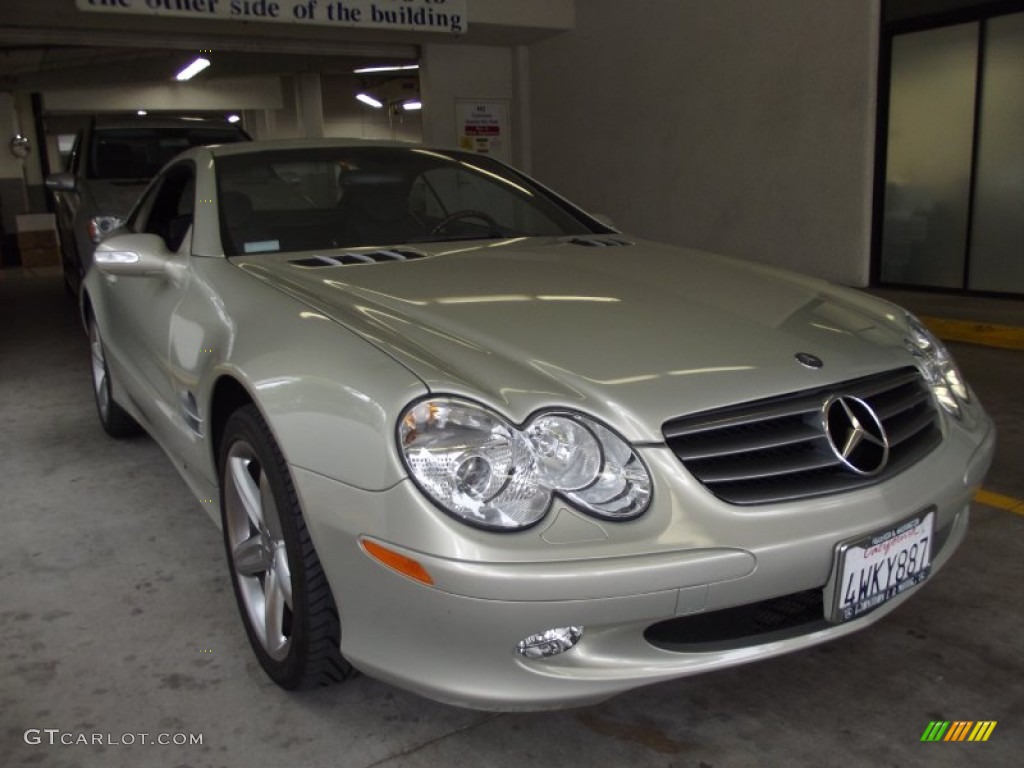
[822,395,890,476]
[795,352,824,369]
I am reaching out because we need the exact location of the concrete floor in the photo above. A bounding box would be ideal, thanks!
[2,269,1022,768]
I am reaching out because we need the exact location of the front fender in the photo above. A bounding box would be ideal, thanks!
[192,257,427,491]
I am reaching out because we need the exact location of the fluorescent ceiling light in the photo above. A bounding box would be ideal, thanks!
[137,110,147,116]
[175,57,211,82]
[353,64,419,74]
[401,100,422,112]
[356,93,384,109]
[227,114,241,123]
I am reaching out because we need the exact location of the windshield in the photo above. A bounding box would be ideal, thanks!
[214,146,603,256]
[89,127,247,180]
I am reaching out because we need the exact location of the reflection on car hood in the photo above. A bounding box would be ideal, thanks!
[235,238,914,440]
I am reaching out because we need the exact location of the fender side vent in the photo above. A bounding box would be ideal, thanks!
[568,236,633,247]
[290,249,427,267]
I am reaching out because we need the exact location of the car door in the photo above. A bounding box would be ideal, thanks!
[103,161,199,464]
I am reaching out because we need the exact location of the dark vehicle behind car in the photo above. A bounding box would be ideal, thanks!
[46,115,249,295]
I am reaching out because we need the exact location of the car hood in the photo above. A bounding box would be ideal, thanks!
[234,238,915,441]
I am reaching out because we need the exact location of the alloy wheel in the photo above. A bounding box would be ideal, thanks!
[89,322,110,420]
[223,441,294,661]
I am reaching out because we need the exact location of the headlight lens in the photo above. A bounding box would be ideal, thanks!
[88,215,125,244]
[904,313,969,416]
[398,399,652,531]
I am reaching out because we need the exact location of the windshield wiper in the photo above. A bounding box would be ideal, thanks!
[410,232,510,244]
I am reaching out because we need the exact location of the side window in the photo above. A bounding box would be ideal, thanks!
[132,164,196,252]
[127,180,160,235]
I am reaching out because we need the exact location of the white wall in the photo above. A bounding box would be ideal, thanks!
[471,0,574,32]
[419,44,517,159]
[0,93,31,238]
[0,94,24,182]
[528,0,880,286]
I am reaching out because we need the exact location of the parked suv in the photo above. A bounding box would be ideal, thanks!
[46,115,249,295]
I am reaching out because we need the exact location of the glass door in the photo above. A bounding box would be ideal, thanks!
[877,10,1024,295]
[968,12,1024,293]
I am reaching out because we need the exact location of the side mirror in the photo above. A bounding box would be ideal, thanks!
[45,173,77,192]
[93,233,173,278]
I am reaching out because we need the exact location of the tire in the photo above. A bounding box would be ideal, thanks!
[219,404,355,689]
[88,318,141,437]
[62,262,78,298]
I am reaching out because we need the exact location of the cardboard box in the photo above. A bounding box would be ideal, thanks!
[18,246,60,268]
[16,230,58,252]
[14,214,60,268]
[15,213,57,233]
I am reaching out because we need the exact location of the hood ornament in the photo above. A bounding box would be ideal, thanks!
[822,395,890,476]
[795,352,823,369]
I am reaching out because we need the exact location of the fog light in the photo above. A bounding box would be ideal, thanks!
[515,626,583,659]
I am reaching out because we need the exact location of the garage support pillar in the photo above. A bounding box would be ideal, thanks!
[295,73,326,139]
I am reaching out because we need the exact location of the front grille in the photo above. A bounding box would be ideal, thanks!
[663,367,942,505]
[645,589,826,651]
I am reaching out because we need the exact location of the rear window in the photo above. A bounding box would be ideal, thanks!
[89,127,246,180]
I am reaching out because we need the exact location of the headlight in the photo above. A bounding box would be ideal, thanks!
[397,399,652,531]
[88,215,125,244]
[904,313,969,417]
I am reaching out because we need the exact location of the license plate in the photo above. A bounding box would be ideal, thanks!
[830,510,935,623]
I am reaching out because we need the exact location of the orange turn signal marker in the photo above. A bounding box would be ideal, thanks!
[360,539,434,586]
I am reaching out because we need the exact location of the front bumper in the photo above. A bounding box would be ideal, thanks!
[292,413,994,710]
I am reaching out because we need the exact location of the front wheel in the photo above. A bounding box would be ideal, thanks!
[219,404,355,689]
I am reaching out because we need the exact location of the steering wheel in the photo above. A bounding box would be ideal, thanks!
[430,209,501,235]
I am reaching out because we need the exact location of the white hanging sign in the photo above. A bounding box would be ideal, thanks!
[75,0,467,34]
[456,100,510,164]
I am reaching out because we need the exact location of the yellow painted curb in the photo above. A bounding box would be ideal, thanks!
[920,316,1024,351]
[974,489,1024,516]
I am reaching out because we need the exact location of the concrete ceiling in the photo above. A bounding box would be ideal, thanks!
[0,0,569,117]
[0,46,409,92]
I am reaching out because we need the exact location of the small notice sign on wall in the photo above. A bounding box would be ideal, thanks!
[75,0,467,34]
[456,100,510,164]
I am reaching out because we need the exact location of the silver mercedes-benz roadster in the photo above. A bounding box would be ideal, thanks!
[83,139,994,710]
